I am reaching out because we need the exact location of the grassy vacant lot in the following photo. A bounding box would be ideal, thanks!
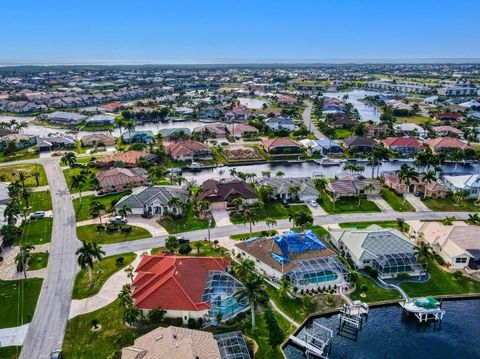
[0,147,39,163]
[0,278,43,328]
[63,167,99,193]
[380,188,415,212]
[72,253,136,299]
[158,208,214,234]
[73,193,125,221]
[76,224,151,244]
[27,252,49,270]
[230,203,311,224]
[18,218,53,245]
[333,128,352,139]
[400,259,480,297]
[152,241,229,257]
[63,299,138,358]
[0,164,47,187]
[319,190,381,214]
[422,194,480,212]
[0,346,21,359]
[339,220,410,231]
[21,191,52,212]
[396,115,435,125]
[350,274,401,303]
[230,230,278,241]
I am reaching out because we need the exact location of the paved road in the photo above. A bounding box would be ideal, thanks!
[302,101,327,139]
[20,158,80,359]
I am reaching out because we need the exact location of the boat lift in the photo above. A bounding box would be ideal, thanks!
[289,323,333,358]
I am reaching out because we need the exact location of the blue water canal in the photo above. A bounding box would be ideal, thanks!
[283,299,480,359]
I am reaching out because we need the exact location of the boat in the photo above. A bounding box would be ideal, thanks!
[402,296,445,323]
[187,162,204,171]
[314,158,342,166]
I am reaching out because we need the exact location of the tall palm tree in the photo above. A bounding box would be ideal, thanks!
[450,149,465,172]
[275,171,285,178]
[21,186,33,209]
[233,272,266,329]
[76,241,105,286]
[421,170,437,199]
[61,152,77,176]
[265,217,277,231]
[118,204,133,219]
[114,117,125,137]
[15,244,35,279]
[124,121,136,143]
[231,197,244,213]
[17,171,30,188]
[71,173,87,204]
[414,242,433,264]
[396,164,419,203]
[288,185,301,201]
[232,258,254,279]
[242,207,259,236]
[32,165,41,187]
[90,200,106,226]
[229,168,238,178]
[278,277,292,299]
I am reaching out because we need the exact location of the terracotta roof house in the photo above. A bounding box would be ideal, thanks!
[197,179,258,210]
[426,137,471,153]
[227,123,259,139]
[81,133,116,147]
[342,136,376,153]
[164,140,212,162]
[115,185,189,215]
[96,167,149,194]
[261,138,301,154]
[193,123,227,138]
[433,113,465,123]
[95,151,151,167]
[383,137,424,154]
[234,230,349,289]
[432,125,464,138]
[131,254,248,324]
[326,174,381,199]
[384,173,448,198]
[0,133,36,150]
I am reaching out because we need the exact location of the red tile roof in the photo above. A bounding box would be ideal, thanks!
[426,137,470,150]
[383,137,423,148]
[262,137,300,151]
[132,254,231,311]
[165,140,210,158]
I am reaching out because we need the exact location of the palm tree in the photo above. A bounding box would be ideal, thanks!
[90,200,106,226]
[15,244,35,279]
[118,204,133,219]
[421,170,437,199]
[193,241,203,254]
[275,171,285,178]
[231,197,244,213]
[288,185,301,201]
[361,183,376,206]
[261,171,271,178]
[198,200,210,216]
[414,242,433,264]
[396,164,419,203]
[265,217,277,232]
[32,165,41,187]
[450,149,465,172]
[76,241,105,287]
[114,117,125,137]
[278,277,292,299]
[466,213,480,226]
[17,171,30,188]
[71,173,87,204]
[21,186,32,209]
[232,259,254,279]
[124,121,136,143]
[4,201,21,225]
[167,197,185,215]
[229,168,238,178]
[453,189,469,206]
[61,152,77,176]
[242,207,259,236]
[234,273,266,329]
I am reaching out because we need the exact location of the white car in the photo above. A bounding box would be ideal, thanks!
[110,216,128,224]
[308,200,318,207]
[30,211,46,219]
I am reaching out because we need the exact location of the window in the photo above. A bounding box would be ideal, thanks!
[455,257,467,264]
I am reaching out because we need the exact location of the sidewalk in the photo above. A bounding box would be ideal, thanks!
[0,243,50,281]
[0,324,29,348]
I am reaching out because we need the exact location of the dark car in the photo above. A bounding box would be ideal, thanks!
[51,349,63,359]
[178,237,190,245]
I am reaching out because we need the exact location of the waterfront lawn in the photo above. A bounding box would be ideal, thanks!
[319,191,381,214]
[339,220,410,231]
[0,164,47,187]
[380,188,415,212]
[396,115,435,125]
[18,218,53,245]
[0,278,43,328]
[265,284,308,323]
[27,252,49,270]
[0,346,21,359]
[230,230,278,241]
[73,193,125,221]
[421,194,480,212]
[400,259,480,297]
[230,203,311,224]
[158,208,214,234]
[333,128,352,139]
[72,253,136,299]
[21,191,52,212]
[76,224,151,244]
[350,274,402,303]
[63,167,99,193]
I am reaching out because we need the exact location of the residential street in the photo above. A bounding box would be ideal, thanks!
[20,158,80,359]
[302,100,327,139]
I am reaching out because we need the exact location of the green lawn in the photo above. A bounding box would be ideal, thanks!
[333,128,352,139]
[73,193,125,221]
[350,274,401,303]
[21,191,52,212]
[265,285,308,323]
[152,241,229,257]
[158,208,214,234]
[76,224,151,244]
[339,220,410,231]
[0,147,39,163]
[380,188,415,212]
[17,218,53,245]
[27,252,49,270]
[230,230,278,241]
[63,299,138,358]
[396,115,435,125]
[400,259,480,297]
[422,194,480,212]
[0,346,21,359]
[63,167,99,193]
[0,164,47,187]
[0,278,43,328]
[72,253,136,299]
[230,203,311,224]
[319,191,381,214]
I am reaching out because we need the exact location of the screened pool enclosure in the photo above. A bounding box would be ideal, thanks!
[371,252,423,277]
[214,331,252,359]
[285,256,351,288]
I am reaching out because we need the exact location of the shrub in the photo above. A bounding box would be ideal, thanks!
[178,243,192,254]
[452,271,463,280]
[120,225,132,234]
[396,273,411,281]
[96,224,105,231]
[187,318,198,329]
[116,257,124,265]
[434,255,445,265]
[106,224,118,233]
[360,284,369,294]
[147,307,166,324]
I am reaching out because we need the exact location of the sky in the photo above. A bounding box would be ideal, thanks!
[1,0,480,65]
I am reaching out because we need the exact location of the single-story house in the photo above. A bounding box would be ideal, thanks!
[382,137,424,155]
[159,128,192,139]
[433,113,465,123]
[299,138,343,155]
[96,167,149,194]
[115,185,189,215]
[431,125,464,138]
[326,174,380,199]
[410,221,480,270]
[255,177,318,202]
[44,111,87,125]
[261,138,301,154]
[197,179,257,210]
[329,225,422,278]
[442,174,480,199]
[227,123,259,138]
[36,136,75,151]
[342,136,376,153]
[393,123,428,139]
[96,151,153,168]
[265,117,297,131]
[164,140,212,162]
[81,133,116,147]
[193,123,227,138]
[0,133,36,150]
[131,254,247,324]
[426,137,471,153]
[384,173,448,198]
[122,130,154,144]
[85,114,115,125]
[234,230,350,289]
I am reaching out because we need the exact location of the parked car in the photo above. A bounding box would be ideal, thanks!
[110,216,128,224]
[308,200,318,207]
[414,192,424,197]
[30,211,45,219]
[50,349,63,359]
[177,237,190,245]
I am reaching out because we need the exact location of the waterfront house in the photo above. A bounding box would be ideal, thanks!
[96,151,153,168]
[299,138,343,155]
[442,174,480,199]
[227,123,259,139]
[44,111,87,125]
[326,174,380,199]
[261,137,301,154]
[382,137,424,155]
[81,133,116,147]
[121,130,154,144]
[164,140,212,162]
[342,136,376,153]
[384,173,448,198]
[193,123,227,139]
[426,137,470,153]
[96,167,149,194]
[36,135,75,151]
[255,177,318,203]
[197,179,257,210]
[0,133,36,150]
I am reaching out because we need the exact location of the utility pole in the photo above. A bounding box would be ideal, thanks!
[208,218,211,242]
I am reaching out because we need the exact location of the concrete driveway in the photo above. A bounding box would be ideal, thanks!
[211,209,233,227]
[0,324,29,348]
[405,194,431,212]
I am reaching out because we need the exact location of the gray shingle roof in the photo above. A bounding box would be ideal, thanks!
[115,185,189,209]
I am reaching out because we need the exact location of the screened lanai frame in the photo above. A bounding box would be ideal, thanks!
[284,256,350,288]
[371,252,423,277]
[202,271,249,321]
[214,331,252,359]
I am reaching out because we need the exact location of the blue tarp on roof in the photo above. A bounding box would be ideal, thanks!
[271,230,326,264]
